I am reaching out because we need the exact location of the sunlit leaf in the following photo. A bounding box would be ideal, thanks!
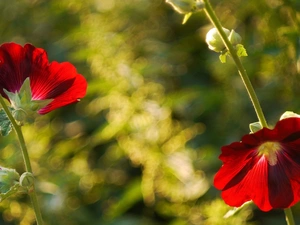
[236,44,248,57]
[0,109,12,136]
[219,53,227,63]
[182,12,192,24]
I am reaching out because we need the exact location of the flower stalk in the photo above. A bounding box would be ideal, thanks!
[0,95,43,225]
[284,208,295,225]
[203,0,296,223]
[202,0,268,128]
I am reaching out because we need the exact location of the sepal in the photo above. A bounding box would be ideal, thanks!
[3,77,54,124]
[249,121,263,133]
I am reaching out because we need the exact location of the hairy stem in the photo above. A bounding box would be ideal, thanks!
[0,96,43,225]
[203,0,268,128]
[202,1,296,224]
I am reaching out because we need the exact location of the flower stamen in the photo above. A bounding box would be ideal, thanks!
[258,141,282,166]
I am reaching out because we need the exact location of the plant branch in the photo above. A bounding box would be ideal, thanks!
[0,96,43,225]
[203,0,268,128]
[284,208,295,225]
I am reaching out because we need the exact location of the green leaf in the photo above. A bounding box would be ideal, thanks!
[219,53,227,63]
[0,167,20,194]
[0,109,12,136]
[236,44,248,57]
[182,12,192,24]
[0,183,24,202]
[105,179,142,219]
[223,201,252,218]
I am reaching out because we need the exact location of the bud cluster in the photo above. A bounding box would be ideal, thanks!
[166,0,204,14]
[205,27,242,52]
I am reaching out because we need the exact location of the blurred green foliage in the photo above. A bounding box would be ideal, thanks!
[0,0,298,224]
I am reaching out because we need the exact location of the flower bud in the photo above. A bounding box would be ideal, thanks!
[195,1,205,10]
[228,29,242,45]
[166,0,199,14]
[249,122,262,133]
[206,28,243,53]
[280,111,300,120]
[13,109,27,124]
[206,27,230,52]
[20,172,35,188]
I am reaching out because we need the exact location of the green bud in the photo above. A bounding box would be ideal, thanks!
[249,122,263,133]
[206,28,243,53]
[280,111,300,120]
[228,29,242,45]
[166,0,203,14]
[12,109,27,124]
[195,1,205,10]
[206,27,230,52]
[20,172,35,188]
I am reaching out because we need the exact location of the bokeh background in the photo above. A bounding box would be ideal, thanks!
[0,0,299,224]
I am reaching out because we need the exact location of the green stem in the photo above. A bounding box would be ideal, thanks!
[203,1,296,224]
[284,208,295,225]
[203,0,268,128]
[0,96,43,225]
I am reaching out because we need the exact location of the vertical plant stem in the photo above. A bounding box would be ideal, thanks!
[202,1,296,224]
[284,208,295,225]
[202,0,268,128]
[0,96,43,225]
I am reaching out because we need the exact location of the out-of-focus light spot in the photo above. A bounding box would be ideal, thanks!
[106,169,127,186]
[69,154,89,176]
[265,0,283,8]
[2,146,14,159]
[38,181,59,194]
[47,191,65,212]
[9,201,22,218]
[50,118,64,133]
[49,156,64,171]
[66,1,82,14]
[64,121,85,138]
[95,0,115,12]
[79,174,94,191]
[67,196,80,210]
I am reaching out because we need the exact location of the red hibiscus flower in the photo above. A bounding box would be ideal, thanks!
[214,117,300,211]
[0,42,87,114]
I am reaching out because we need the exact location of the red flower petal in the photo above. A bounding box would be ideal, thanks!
[214,117,300,211]
[0,43,30,95]
[35,63,87,114]
[0,42,87,114]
